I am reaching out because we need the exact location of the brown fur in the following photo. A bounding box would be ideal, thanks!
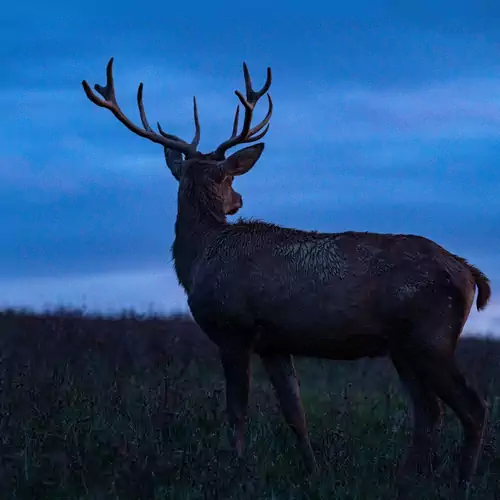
[82,60,492,488]
[173,158,490,487]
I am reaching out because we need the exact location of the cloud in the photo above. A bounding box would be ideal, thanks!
[4,66,500,189]
[6,58,500,156]
[271,76,500,145]
[89,69,500,147]
[2,5,499,331]
[0,268,187,315]
[1,67,499,284]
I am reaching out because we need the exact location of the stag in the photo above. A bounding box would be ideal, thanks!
[82,58,491,487]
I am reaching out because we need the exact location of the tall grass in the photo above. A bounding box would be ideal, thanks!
[0,309,498,499]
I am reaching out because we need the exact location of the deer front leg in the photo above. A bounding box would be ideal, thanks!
[261,353,317,472]
[219,345,252,457]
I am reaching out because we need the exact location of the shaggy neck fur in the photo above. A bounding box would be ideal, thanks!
[172,178,227,292]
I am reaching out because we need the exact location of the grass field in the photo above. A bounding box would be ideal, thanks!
[0,308,498,499]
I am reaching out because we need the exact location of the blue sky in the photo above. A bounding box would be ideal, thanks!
[1,2,500,334]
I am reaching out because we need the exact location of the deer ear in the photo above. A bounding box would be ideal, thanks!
[164,148,184,180]
[222,143,264,176]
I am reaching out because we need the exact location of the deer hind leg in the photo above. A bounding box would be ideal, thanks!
[408,350,487,487]
[391,353,444,476]
[260,353,317,472]
[219,346,252,457]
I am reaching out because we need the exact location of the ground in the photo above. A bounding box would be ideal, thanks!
[0,308,498,499]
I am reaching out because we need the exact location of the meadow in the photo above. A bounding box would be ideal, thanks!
[0,308,498,499]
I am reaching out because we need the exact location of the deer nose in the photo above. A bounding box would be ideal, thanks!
[233,193,242,209]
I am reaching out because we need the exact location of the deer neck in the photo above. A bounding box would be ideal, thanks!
[172,183,227,293]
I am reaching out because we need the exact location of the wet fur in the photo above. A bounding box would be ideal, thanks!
[79,59,490,487]
[173,159,490,487]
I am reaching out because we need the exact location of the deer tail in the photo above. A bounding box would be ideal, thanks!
[467,263,491,311]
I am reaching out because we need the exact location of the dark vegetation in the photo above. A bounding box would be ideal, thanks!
[0,308,498,499]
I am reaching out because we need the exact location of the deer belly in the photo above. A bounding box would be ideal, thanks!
[254,328,390,360]
[252,302,391,359]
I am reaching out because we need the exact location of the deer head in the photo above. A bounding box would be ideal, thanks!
[81,58,273,216]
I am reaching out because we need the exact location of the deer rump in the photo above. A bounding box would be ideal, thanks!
[187,223,481,360]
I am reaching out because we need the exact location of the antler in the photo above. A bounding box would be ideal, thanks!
[81,58,200,158]
[213,62,273,158]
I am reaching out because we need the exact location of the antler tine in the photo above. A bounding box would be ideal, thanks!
[232,94,273,141]
[191,96,201,148]
[137,82,153,132]
[214,62,273,157]
[157,123,188,142]
[82,57,198,157]
[241,123,270,144]
[230,105,240,139]
[243,63,253,100]
[229,93,272,141]
[243,63,272,101]
[246,93,273,137]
